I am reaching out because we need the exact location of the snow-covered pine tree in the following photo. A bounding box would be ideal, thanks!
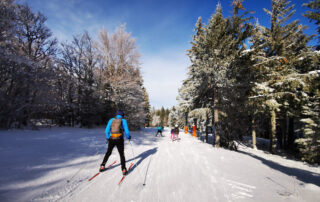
[142,87,151,127]
[193,3,230,147]
[303,0,320,49]
[217,0,254,149]
[177,80,195,126]
[295,70,320,163]
[177,16,206,131]
[250,0,313,153]
[180,1,253,148]
[185,16,206,110]
[168,106,179,127]
[159,107,165,126]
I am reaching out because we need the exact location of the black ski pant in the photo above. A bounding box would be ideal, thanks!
[101,138,126,170]
[155,130,162,136]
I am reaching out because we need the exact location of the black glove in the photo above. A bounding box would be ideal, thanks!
[128,136,131,140]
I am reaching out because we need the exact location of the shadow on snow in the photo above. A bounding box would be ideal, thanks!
[0,127,160,201]
[236,150,320,187]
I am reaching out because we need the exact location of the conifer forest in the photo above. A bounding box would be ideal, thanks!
[169,0,320,164]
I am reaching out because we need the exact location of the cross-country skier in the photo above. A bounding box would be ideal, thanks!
[170,128,174,140]
[100,110,131,175]
[171,125,179,141]
[155,126,163,137]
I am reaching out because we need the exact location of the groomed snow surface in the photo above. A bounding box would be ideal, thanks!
[0,127,319,202]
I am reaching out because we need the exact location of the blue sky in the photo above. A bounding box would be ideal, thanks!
[19,0,317,109]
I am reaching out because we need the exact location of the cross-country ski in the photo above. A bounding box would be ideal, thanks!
[88,160,117,182]
[118,162,134,185]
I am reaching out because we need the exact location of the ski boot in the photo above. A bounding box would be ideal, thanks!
[99,165,105,172]
[122,168,128,175]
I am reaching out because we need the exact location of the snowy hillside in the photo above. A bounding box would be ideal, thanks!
[0,127,319,202]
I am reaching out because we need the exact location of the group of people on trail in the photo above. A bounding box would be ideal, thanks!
[170,125,180,141]
[99,109,181,176]
[155,125,180,141]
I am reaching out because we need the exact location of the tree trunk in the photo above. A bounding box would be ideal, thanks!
[280,118,287,149]
[185,111,188,126]
[214,87,220,148]
[269,110,276,153]
[252,118,257,149]
[287,117,294,149]
[205,126,209,143]
[284,115,289,149]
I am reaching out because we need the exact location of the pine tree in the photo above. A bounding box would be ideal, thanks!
[250,0,313,153]
[184,16,206,109]
[178,16,204,125]
[295,70,320,163]
[217,0,254,148]
[142,87,151,127]
[303,0,320,49]
[168,107,178,127]
[160,107,165,126]
[196,3,229,147]
[180,1,254,148]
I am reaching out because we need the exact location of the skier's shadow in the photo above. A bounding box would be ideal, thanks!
[126,147,158,173]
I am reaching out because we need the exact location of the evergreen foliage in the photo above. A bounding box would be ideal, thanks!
[150,107,170,127]
[294,69,320,163]
[250,0,314,153]
[179,0,254,148]
[176,0,320,163]
[303,0,320,49]
[142,87,151,127]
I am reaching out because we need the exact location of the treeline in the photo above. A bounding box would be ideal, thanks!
[173,0,320,163]
[0,0,149,129]
[149,107,170,127]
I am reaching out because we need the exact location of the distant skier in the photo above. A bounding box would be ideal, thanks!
[155,126,163,137]
[170,128,174,140]
[171,125,180,141]
[100,110,131,175]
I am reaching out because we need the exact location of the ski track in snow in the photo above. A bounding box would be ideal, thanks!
[0,127,320,202]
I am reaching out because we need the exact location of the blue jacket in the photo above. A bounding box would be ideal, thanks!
[105,115,130,139]
[157,126,162,131]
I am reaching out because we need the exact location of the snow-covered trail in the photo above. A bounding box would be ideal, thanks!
[0,127,319,202]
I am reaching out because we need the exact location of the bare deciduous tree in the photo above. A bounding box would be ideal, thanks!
[97,25,145,129]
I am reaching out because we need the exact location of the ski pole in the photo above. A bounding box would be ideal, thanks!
[67,149,100,183]
[143,152,153,186]
[128,140,144,185]
[67,139,103,183]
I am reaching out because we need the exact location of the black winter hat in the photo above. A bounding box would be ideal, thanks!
[116,110,124,117]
